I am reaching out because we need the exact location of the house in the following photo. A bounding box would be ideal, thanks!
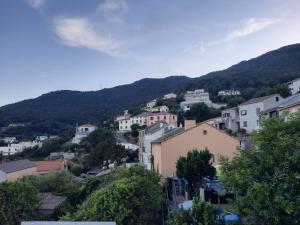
[288,78,300,95]
[118,112,177,131]
[0,159,37,182]
[151,120,240,178]
[180,89,212,111]
[139,122,178,170]
[263,92,300,121]
[163,93,177,99]
[146,99,157,109]
[0,137,17,144]
[38,193,66,216]
[21,222,116,225]
[150,105,169,113]
[36,136,49,142]
[220,107,240,132]
[72,124,97,144]
[49,152,75,160]
[0,141,41,156]
[115,110,130,122]
[218,90,241,96]
[238,94,283,133]
[33,160,66,175]
[118,142,139,151]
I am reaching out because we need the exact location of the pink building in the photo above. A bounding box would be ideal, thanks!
[142,112,177,126]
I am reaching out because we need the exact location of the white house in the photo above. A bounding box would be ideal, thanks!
[184,89,211,103]
[138,122,177,170]
[221,107,240,132]
[238,94,283,133]
[71,124,97,144]
[115,110,130,122]
[0,141,41,156]
[150,105,169,113]
[119,142,139,151]
[163,93,177,99]
[146,99,157,109]
[288,78,300,95]
[218,90,241,96]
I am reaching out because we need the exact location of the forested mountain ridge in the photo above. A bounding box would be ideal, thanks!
[1,43,300,133]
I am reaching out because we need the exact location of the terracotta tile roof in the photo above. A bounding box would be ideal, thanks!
[33,160,65,173]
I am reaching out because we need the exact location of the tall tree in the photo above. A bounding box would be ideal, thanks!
[62,166,163,225]
[0,181,40,225]
[176,149,216,195]
[220,113,300,225]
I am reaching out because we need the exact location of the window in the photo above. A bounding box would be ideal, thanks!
[256,107,261,115]
[203,130,207,135]
[276,96,279,102]
[173,116,175,119]
[150,117,154,120]
[164,116,166,119]
[85,128,88,131]
[241,110,247,115]
[157,116,159,120]
[243,121,247,127]
[125,126,127,129]
[120,126,122,129]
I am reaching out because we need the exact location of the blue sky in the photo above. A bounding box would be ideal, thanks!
[1,0,300,106]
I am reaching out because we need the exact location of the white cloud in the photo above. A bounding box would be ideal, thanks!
[26,0,44,9]
[97,0,128,24]
[225,18,280,41]
[186,17,281,54]
[53,17,121,56]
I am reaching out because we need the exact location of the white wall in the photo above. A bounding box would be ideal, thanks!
[239,102,263,133]
[0,170,7,182]
[289,79,300,94]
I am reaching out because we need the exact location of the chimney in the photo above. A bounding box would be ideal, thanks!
[184,119,196,130]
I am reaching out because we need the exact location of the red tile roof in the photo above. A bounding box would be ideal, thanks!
[33,160,65,173]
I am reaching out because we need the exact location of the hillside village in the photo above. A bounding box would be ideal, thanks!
[0,77,300,224]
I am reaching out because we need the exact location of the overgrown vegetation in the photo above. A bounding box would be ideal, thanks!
[220,113,300,225]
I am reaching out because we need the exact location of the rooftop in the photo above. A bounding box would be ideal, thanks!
[33,160,65,173]
[264,93,300,113]
[79,124,97,128]
[38,193,66,210]
[0,159,35,173]
[239,94,280,106]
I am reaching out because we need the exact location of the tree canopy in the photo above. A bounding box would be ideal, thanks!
[220,113,300,225]
[176,149,216,195]
[62,165,163,225]
[0,181,40,225]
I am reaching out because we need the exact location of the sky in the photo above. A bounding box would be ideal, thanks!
[1,0,300,106]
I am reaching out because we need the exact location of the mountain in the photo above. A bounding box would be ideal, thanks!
[1,43,300,135]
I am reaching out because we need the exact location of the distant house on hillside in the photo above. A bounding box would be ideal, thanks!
[218,90,241,96]
[0,159,37,182]
[288,78,300,95]
[33,160,66,175]
[150,105,169,113]
[163,93,177,100]
[72,124,97,144]
[238,94,283,133]
[146,99,157,109]
[118,112,177,131]
[151,120,240,178]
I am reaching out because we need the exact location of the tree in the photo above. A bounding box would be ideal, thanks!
[220,113,300,225]
[184,103,220,123]
[168,197,216,225]
[176,149,216,196]
[62,166,163,225]
[0,181,40,225]
[255,83,291,98]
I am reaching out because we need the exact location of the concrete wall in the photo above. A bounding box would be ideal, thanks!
[0,170,7,182]
[239,102,263,133]
[289,79,300,94]
[152,123,240,178]
[6,166,37,181]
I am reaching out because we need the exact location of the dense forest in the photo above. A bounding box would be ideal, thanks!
[0,43,300,136]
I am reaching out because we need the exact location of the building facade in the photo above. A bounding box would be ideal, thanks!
[72,124,97,144]
[151,121,240,178]
[238,94,283,133]
[288,78,300,95]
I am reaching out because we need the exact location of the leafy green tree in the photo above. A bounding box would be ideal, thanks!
[62,166,163,225]
[176,149,216,196]
[21,171,79,196]
[220,114,300,225]
[255,83,291,98]
[82,128,126,167]
[184,103,220,123]
[168,198,216,225]
[0,181,40,225]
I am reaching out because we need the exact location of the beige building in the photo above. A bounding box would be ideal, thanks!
[151,120,240,178]
[0,159,37,182]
